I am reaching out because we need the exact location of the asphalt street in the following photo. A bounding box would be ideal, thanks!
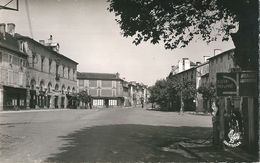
[0,106,212,162]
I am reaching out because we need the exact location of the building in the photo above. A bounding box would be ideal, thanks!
[16,34,78,109]
[77,72,124,107]
[208,49,236,83]
[170,58,198,75]
[0,23,28,111]
[77,72,148,108]
[168,58,199,111]
[195,61,209,112]
[128,81,148,107]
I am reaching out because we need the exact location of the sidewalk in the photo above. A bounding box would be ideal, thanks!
[179,139,259,162]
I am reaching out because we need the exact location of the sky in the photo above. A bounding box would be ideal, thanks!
[0,0,234,86]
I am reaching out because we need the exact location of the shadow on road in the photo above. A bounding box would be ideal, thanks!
[45,124,212,162]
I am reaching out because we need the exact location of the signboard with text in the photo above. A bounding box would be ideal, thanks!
[216,71,257,97]
[217,73,239,96]
[239,72,257,97]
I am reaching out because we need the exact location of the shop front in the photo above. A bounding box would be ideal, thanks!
[3,86,27,110]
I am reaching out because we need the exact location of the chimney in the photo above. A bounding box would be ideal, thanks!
[214,49,222,56]
[0,23,6,34]
[184,58,190,70]
[115,72,120,78]
[204,56,210,62]
[178,60,183,73]
[7,23,15,36]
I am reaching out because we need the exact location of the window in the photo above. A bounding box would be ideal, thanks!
[20,58,23,67]
[79,80,84,87]
[49,60,52,73]
[68,68,70,79]
[0,51,2,63]
[55,84,59,91]
[63,66,65,77]
[73,69,75,80]
[41,57,44,72]
[19,73,23,86]
[102,81,112,88]
[48,83,52,93]
[32,52,37,68]
[9,55,13,64]
[89,80,97,87]
[56,64,59,75]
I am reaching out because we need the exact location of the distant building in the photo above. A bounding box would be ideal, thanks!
[0,23,28,111]
[170,58,197,75]
[77,72,148,108]
[77,72,124,107]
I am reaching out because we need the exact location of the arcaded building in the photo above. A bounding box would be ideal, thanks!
[16,33,78,109]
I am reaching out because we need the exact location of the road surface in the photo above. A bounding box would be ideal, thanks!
[0,106,212,162]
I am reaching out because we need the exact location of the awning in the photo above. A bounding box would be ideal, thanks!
[3,86,27,93]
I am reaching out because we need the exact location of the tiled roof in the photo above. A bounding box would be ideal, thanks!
[77,72,122,80]
[15,34,78,64]
[0,33,27,56]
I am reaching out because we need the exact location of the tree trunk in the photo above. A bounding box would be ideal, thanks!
[229,0,258,155]
[230,0,258,70]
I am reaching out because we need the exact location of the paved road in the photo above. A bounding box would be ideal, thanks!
[0,106,212,162]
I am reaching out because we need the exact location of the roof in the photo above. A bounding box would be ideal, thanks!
[77,72,123,80]
[190,61,197,66]
[15,34,78,64]
[0,32,27,57]
[207,48,234,60]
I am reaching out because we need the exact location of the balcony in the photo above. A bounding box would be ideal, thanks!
[55,74,60,81]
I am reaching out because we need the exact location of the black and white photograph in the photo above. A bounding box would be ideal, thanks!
[0,0,259,162]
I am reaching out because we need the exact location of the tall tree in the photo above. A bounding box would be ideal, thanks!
[197,82,216,112]
[108,0,258,70]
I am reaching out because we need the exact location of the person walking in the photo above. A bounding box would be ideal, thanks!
[89,96,92,109]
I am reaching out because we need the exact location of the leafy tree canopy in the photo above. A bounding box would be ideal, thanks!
[74,90,90,102]
[197,82,216,101]
[108,0,258,70]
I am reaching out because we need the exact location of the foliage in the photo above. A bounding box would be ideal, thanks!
[148,79,168,107]
[108,0,258,70]
[174,79,197,101]
[197,82,216,102]
[148,78,196,109]
[75,90,90,103]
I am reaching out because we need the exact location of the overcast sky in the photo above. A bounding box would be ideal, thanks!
[0,0,234,86]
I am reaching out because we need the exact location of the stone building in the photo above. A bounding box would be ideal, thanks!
[77,72,148,108]
[195,61,209,112]
[77,72,124,107]
[0,23,28,111]
[16,33,78,109]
